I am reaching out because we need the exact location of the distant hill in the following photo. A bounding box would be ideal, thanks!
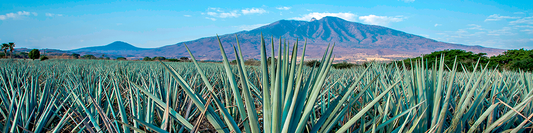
[71,41,149,56]
[71,17,505,62]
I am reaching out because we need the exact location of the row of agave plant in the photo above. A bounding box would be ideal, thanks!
[0,35,532,133]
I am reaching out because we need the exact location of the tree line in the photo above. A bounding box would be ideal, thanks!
[142,56,190,62]
[1,42,15,58]
[395,49,533,71]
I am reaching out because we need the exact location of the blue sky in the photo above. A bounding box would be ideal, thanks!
[0,0,532,50]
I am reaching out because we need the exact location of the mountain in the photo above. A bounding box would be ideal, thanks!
[73,17,505,61]
[71,41,149,56]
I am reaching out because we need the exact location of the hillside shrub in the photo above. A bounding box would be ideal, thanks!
[244,59,261,66]
[332,61,356,69]
[305,60,321,67]
[40,56,49,61]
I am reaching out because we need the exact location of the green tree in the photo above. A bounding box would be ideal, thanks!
[29,49,40,60]
[267,57,278,65]
[81,54,96,59]
[510,58,533,71]
[490,48,533,70]
[17,52,28,59]
[71,53,80,59]
[116,57,127,60]
[230,59,238,64]
[1,43,8,58]
[8,42,15,58]
[180,57,189,61]
[143,56,152,61]
[153,56,166,61]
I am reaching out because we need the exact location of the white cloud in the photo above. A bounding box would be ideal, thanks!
[521,29,533,34]
[358,15,406,26]
[514,12,525,14]
[218,11,239,18]
[236,23,269,31]
[0,11,32,20]
[276,7,291,10]
[467,24,483,30]
[514,25,533,28]
[291,12,357,21]
[434,24,441,27]
[484,14,520,22]
[15,11,30,16]
[487,27,514,35]
[205,17,216,21]
[456,29,468,34]
[206,8,240,18]
[45,13,63,17]
[205,7,267,19]
[510,16,533,25]
[400,0,415,3]
[184,15,191,17]
[242,8,267,15]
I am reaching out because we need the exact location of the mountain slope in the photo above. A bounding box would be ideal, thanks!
[74,17,505,61]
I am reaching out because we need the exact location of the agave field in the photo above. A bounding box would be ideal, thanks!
[0,36,532,133]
